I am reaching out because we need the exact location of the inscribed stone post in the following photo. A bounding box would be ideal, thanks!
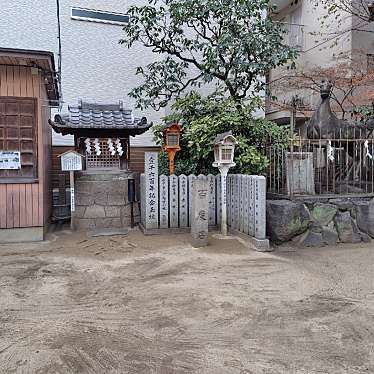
[191,176,209,247]
[188,175,196,226]
[239,175,244,232]
[233,175,239,230]
[254,176,266,239]
[208,174,216,226]
[230,175,235,229]
[179,174,188,228]
[248,176,255,236]
[216,175,222,226]
[243,176,249,235]
[169,175,179,228]
[140,174,145,227]
[159,175,169,229]
[144,152,159,229]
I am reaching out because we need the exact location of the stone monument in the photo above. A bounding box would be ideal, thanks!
[191,176,209,247]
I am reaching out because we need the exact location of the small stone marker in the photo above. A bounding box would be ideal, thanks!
[169,175,179,228]
[191,176,209,247]
[216,174,222,226]
[179,174,188,227]
[208,174,216,226]
[188,174,197,226]
[254,176,266,240]
[248,176,255,236]
[159,175,169,229]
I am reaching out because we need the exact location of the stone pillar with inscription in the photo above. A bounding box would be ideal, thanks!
[191,176,209,247]
[144,152,159,230]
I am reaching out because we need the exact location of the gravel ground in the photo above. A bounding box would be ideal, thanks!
[1,228,374,373]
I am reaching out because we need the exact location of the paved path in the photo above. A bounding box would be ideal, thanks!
[0,229,374,373]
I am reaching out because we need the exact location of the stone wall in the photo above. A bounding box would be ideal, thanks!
[72,172,140,231]
[267,197,374,247]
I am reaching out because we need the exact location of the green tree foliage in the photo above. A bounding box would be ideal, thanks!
[121,0,297,110]
[154,92,289,175]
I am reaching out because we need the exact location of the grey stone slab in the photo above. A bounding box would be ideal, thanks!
[159,175,169,229]
[144,152,159,229]
[84,205,106,219]
[254,176,266,240]
[88,228,129,237]
[230,175,235,229]
[248,176,255,236]
[140,174,145,227]
[233,175,239,230]
[208,174,216,226]
[179,174,188,228]
[286,151,315,195]
[239,175,244,233]
[104,206,121,218]
[216,174,222,226]
[169,175,179,228]
[191,176,209,247]
[243,176,249,235]
[0,227,44,243]
[188,175,197,226]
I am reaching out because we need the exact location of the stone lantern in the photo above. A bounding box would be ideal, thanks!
[163,122,182,175]
[212,131,238,235]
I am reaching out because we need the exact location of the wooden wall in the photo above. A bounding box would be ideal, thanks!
[0,65,51,229]
[129,146,161,173]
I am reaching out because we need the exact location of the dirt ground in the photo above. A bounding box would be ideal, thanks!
[1,228,374,374]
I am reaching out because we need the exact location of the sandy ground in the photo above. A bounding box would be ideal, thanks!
[1,228,374,374]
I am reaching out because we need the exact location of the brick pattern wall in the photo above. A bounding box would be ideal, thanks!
[72,174,140,230]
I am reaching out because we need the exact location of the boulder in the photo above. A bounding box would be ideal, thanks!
[355,199,374,238]
[295,230,324,247]
[334,211,361,243]
[322,224,339,246]
[329,198,354,212]
[311,203,337,226]
[266,200,310,243]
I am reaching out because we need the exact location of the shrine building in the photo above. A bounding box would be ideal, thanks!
[49,100,152,231]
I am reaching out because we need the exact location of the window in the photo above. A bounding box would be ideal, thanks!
[368,54,374,73]
[71,7,129,25]
[289,6,303,50]
[0,97,37,181]
[86,139,120,170]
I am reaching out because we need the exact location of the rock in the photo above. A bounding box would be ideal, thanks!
[309,222,322,233]
[329,198,354,212]
[266,200,310,243]
[334,211,361,243]
[355,199,374,238]
[360,231,371,243]
[322,225,339,246]
[311,203,337,226]
[296,230,324,247]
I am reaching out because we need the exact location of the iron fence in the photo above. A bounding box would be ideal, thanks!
[265,136,374,197]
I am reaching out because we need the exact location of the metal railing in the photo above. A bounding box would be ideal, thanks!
[265,135,374,197]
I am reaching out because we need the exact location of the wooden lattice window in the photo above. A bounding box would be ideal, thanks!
[86,138,120,170]
[0,97,37,181]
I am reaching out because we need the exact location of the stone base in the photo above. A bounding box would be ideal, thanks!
[230,229,271,252]
[72,172,139,231]
[0,227,44,243]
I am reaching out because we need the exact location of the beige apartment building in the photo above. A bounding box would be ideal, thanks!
[267,0,374,134]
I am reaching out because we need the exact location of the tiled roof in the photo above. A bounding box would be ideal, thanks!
[50,100,152,133]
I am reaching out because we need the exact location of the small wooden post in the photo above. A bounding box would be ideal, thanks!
[69,171,75,230]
